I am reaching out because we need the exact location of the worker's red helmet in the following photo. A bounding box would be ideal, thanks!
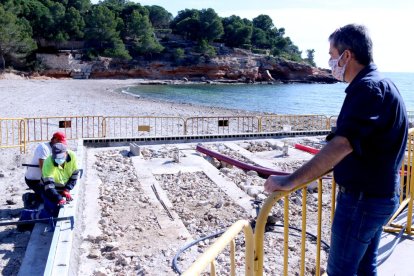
[52,131,67,145]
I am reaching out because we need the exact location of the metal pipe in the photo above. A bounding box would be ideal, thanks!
[196,145,289,177]
[294,143,320,154]
[0,216,74,228]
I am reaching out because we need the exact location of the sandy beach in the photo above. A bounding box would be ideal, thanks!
[0,78,256,119]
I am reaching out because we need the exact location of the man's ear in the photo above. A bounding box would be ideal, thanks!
[344,49,352,61]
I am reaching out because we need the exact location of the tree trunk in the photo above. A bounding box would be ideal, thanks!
[0,54,5,71]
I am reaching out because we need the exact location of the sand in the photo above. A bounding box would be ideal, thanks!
[0,78,255,118]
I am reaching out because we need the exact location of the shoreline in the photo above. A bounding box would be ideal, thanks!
[0,70,334,85]
[118,85,266,116]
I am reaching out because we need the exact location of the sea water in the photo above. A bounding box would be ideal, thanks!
[125,72,414,115]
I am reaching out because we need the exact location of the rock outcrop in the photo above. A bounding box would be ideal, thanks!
[39,49,336,83]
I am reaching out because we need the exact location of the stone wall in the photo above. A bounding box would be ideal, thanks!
[36,53,73,70]
[37,53,92,77]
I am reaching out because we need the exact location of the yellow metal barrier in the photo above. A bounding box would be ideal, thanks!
[182,220,254,276]
[185,116,260,135]
[25,116,105,142]
[408,111,414,127]
[0,118,27,153]
[332,111,413,129]
[102,116,185,137]
[184,173,335,275]
[1,113,412,151]
[385,128,414,235]
[254,175,335,276]
[328,116,338,129]
[260,115,329,132]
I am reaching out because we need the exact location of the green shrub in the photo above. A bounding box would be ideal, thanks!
[172,48,185,62]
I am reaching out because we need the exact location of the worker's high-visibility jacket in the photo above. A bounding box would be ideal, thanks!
[42,150,79,203]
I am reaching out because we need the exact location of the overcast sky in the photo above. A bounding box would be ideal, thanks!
[92,0,413,72]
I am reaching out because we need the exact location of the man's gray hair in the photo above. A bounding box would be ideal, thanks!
[329,24,373,66]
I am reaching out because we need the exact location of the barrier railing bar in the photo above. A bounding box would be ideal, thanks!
[331,179,337,225]
[230,239,236,276]
[182,219,254,276]
[300,187,307,276]
[283,195,289,276]
[316,179,323,276]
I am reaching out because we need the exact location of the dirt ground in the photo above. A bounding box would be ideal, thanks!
[0,135,333,275]
[74,136,333,275]
[0,146,36,275]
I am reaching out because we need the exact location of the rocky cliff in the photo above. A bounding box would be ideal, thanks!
[40,48,336,83]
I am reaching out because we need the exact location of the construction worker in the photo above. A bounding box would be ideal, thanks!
[18,143,79,229]
[23,131,67,208]
[41,142,80,216]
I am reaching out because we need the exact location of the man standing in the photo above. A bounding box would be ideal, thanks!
[264,24,408,275]
[23,131,67,208]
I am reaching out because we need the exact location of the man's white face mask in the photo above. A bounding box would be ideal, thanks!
[55,158,66,165]
[329,52,347,82]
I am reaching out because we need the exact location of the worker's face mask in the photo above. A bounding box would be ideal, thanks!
[329,52,347,82]
[55,158,66,165]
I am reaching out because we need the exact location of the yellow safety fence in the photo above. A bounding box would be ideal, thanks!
[102,116,185,137]
[182,220,255,276]
[1,114,413,153]
[328,116,337,129]
[185,116,260,135]
[385,128,414,235]
[181,174,336,276]
[253,177,336,276]
[25,116,105,143]
[260,115,330,132]
[330,112,414,129]
[0,118,27,153]
[0,114,328,151]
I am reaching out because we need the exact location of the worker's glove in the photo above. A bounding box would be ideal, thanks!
[61,189,73,201]
[57,198,66,206]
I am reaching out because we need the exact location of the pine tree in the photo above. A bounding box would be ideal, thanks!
[0,6,37,70]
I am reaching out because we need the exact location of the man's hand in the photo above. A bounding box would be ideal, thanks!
[264,175,294,193]
[57,198,66,206]
[61,189,73,201]
[265,136,352,194]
